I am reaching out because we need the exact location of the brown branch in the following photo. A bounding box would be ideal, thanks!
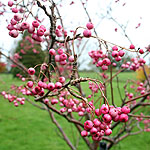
[104,68,125,84]
[40,101,84,127]
[79,0,102,48]
[47,109,76,150]
[110,65,115,106]
[128,114,150,118]
[0,50,28,74]
[26,98,46,110]
[116,76,123,101]
[125,92,150,104]
[70,113,93,150]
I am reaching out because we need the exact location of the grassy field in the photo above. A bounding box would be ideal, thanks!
[0,72,150,150]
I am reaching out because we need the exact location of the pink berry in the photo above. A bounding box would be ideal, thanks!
[16,23,24,31]
[81,130,88,137]
[38,81,44,88]
[112,63,116,67]
[7,24,14,31]
[14,14,22,21]
[60,53,67,61]
[32,33,43,42]
[112,51,118,57]
[28,68,35,75]
[109,108,118,118]
[60,107,67,113]
[55,55,60,62]
[119,114,128,122]
[43,82,48,89]
[57,25,62,29]
[38,88,44,96]
[84,120,93,130]
[32,20,39,28]
[40,25,46,32]
[90,127,98,135]
[51,98,58,105]
[58,49,63,55]
[86,22,94,30]
[20,101,25,105]
[37,28,45,36]
[59,77,65,84]
[78,111,84,116]
[47,82,55,91]
[34,86,41,93]
[112,46,118,51]
[141,90,145,95]
[103,114,112,123]
[100,104,109,114]
[60,60,67,65]
[139,49,144,54]
[102,58,111,66]
[55,82,62,89]
[118,50,125,57]
[128,93,133,99]
[9,29,19,38]
[44,98,49,104]
[95,109,101,116]
[8,0,13,7]
[49,49,56,55]
[101,65,108,71]
[113,114,120,122]
[68,56,74,62]
[14,102,19,107]
[130,44,135,49]
[27,81,33,88]
[115,56,122,62]
[11,18,17,25]
[12,7,18,13]
[105,129,112,136]
[97,60,103,67]
[121,106,130,114]
[93,119,101,126]
[28,25,35,33]
[83,29,91,38]
[21,22,29,29]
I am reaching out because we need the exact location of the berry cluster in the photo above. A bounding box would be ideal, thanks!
[49,48,74,66]
[81,104,130,141]
[83,22,94,38]
[1,91,25,107]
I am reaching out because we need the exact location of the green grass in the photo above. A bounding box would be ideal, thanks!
[0,72,150,150]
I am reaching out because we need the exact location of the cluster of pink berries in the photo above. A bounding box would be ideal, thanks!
[1,91,25,107]
[8,0,24,13]
[7,1,47,42]
[143,119,150,132]
[111,46,125,61]
[55,25,67,37]
[49,48,74,65]
[136,82,146,95]
[27,67,66,96]
[81,104,130,141]
[89,81,105,94]
[121,57,146,71]
[88,46,125,71]
[44,92,95,116]
[83,22,94,38]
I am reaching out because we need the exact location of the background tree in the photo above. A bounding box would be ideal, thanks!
[10,31,46,77]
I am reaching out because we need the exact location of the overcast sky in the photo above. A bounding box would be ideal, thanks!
[1,0,150,68]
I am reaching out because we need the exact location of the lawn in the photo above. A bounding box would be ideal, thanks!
[0,72,150,150]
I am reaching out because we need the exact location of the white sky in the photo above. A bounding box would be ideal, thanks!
[1,0,150,68]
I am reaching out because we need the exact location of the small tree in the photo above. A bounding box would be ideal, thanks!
[11,31,46,77]
[0,0,150,150]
